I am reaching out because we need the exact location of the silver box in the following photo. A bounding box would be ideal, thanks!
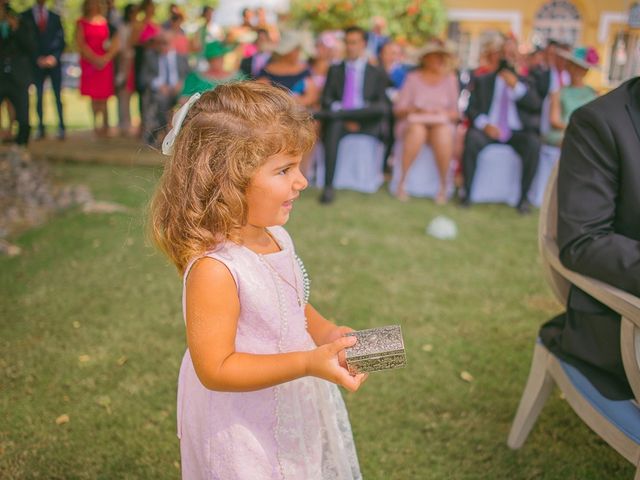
[344,325,406,375]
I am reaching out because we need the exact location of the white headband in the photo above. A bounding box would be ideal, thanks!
[161,92,202,156]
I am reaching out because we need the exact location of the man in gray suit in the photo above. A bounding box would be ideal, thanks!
[138,32,189,147]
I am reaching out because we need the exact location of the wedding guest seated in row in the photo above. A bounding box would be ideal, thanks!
[138,31,188,146]
[530,39,571,140]
[317,26,389,204]
[539,75,640,401]
[379,40,410,90]
[472,33,503,78]
[461,39,542,214]
[378,39,411,170]
[239,28,271,79]
[181,41,244,98]
[393,41,459,204]
[309,31,340,94]
[544,46,599,147]
[258,30,318,108]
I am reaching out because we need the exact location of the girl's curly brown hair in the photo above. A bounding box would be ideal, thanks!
[149,82,316,273]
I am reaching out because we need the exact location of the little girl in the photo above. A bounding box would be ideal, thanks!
[150,82,366,479]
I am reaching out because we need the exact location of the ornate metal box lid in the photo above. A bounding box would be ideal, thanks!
[344,325,406,374]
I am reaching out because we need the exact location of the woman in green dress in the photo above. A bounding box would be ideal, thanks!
[181,41,245,98]
[545,46,599,147]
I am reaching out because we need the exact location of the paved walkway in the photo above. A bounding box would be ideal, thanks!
[26,131,163,166]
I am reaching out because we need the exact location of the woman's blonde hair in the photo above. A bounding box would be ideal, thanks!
[149,81,316,273]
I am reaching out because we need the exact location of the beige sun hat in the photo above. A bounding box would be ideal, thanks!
[417,40,455,59]
[417,40,455,58]
[274,30,304,56]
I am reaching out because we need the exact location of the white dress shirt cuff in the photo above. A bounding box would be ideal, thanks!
[510,82,527,100]
[474,114,490,130]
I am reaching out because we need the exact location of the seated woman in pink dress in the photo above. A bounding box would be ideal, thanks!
[76,0,120,136]
[394,41,459,204]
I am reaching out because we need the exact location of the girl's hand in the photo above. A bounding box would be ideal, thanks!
[322,325,354,369]
[306,336,367,392]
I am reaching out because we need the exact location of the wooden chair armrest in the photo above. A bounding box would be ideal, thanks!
[542,237,640,326]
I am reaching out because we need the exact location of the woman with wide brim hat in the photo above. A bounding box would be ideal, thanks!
[393,39,460,204]
[181,41,246,98]
[257,30,319,108]
[545,46,599,146]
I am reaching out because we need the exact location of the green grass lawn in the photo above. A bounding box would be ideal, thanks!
[0,162,633,479]
[0,89,139,133]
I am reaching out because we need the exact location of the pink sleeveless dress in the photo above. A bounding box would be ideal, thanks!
[78,18,114,100]
[177,226,361,480]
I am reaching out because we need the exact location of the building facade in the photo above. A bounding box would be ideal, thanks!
[445,0,640,87]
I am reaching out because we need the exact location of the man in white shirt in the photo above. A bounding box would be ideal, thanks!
[461,56,542,214]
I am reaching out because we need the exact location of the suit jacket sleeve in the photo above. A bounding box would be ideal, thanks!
[366,65,389,116]
[138,51,158,90]
[177,54,190,81]
[464,75,485,124]
[15,14,37,58]
[51,14,66,60]
[239,56,252,78]
[321,65,340,111]
[557,104,640,296]
[529,68,550,102]
[514,76,541,113]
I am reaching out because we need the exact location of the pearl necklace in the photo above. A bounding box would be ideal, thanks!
[259,252,305,307]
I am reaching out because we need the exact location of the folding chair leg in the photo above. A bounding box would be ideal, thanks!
[507,343,555,449]
[634,466,640,480]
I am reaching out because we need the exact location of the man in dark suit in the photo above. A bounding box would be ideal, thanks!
[22,0,65,140]
[539,77,640,400]
[317,26,389,204]
[239,28,271,79]
[528,40,570,138]
[0,2,36,145]
[461,56,542,214]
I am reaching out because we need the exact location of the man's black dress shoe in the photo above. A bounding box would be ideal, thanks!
[319,187,335,204]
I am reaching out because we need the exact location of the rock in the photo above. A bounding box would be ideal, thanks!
[0,239,21,257]
[0,148,94,247]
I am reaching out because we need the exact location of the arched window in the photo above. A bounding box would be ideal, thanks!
[532,0,582,46]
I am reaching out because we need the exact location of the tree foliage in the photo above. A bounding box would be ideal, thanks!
[289,0,447,44]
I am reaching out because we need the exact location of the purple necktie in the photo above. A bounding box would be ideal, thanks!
[497,84,512,142]
[252,53,269,77]
[342,64,357,110]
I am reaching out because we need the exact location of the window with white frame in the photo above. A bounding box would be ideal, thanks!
[607,32,640,86]
[532,0,582,47]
